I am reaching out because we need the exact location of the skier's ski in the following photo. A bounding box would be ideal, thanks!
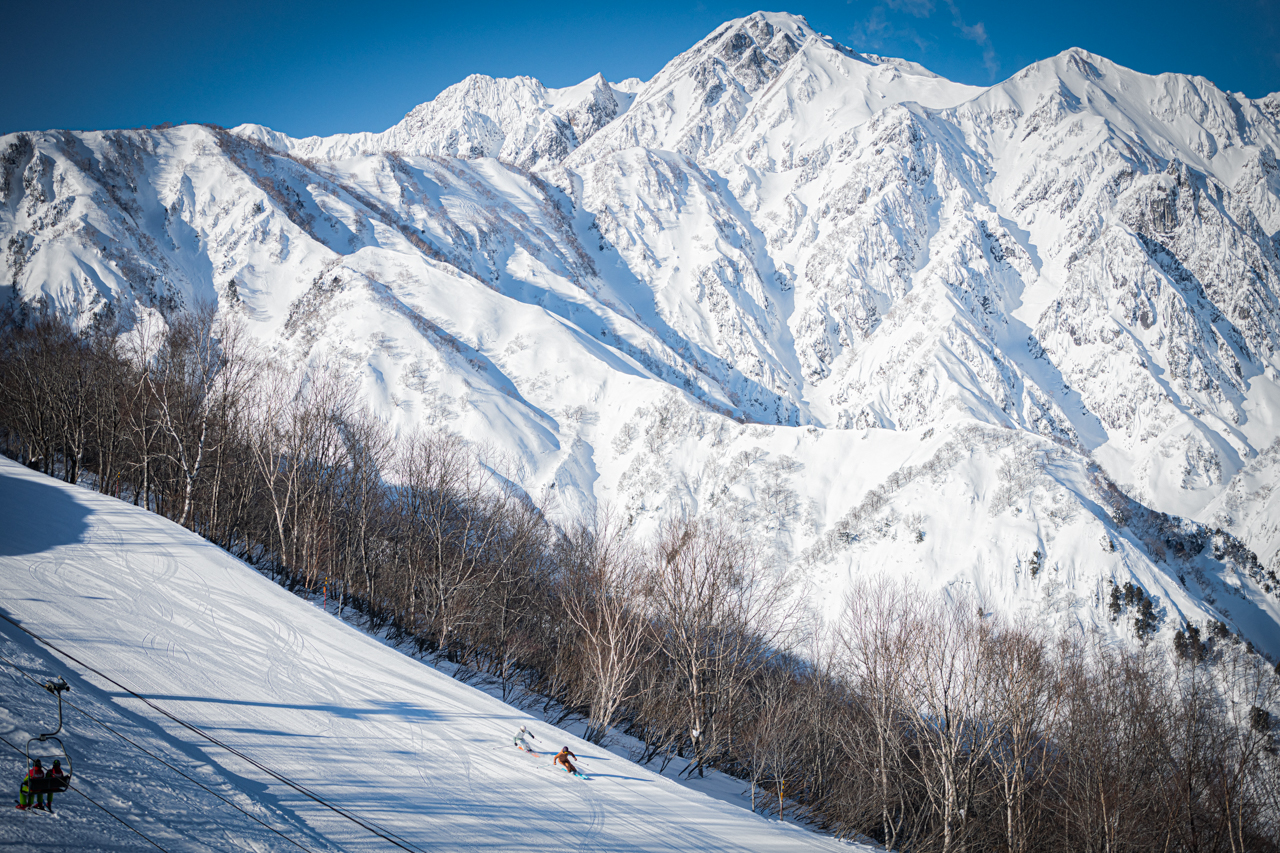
[508,751,589,780]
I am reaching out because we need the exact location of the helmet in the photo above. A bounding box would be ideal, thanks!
[562,746,569,752]
[31,759,41,768]
[519,725,527,732]
[52,760,60,768]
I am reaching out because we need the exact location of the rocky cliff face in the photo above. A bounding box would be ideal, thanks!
[4,11,1279,655]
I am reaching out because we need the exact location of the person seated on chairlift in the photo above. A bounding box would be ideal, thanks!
[16,758,45,811]
[44,759,67,812]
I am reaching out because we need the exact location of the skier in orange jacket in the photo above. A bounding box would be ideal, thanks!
[552,746,580,775]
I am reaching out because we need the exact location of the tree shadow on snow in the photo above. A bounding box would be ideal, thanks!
[0,462,92,557]
[123,693,462,725]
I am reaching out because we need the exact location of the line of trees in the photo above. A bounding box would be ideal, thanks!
[2,313,1279,852]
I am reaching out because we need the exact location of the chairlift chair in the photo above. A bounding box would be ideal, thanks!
[24,679,72,794]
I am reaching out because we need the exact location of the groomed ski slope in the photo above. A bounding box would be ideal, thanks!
[0,455,859,853]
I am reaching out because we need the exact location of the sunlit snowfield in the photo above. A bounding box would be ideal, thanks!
[0,456,858,852]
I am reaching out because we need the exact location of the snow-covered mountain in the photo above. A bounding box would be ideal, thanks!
[234,72,642,171]
[3,11,1279,656]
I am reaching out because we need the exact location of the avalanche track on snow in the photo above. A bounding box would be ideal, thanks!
[0,456,856,853]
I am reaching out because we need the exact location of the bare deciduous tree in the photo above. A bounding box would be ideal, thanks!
[557,513,653,744]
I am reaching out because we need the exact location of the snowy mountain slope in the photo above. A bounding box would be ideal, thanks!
[0,123,749,469]
[557,13,1280,566]
[3,11,1280,657]
[233,72,637,172]
[942,49,1280,527]
[593,396,1280,659]
[0,455,858,853]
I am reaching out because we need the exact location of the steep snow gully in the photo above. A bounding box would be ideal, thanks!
[0,456,854,852]
[2,12,1280,674]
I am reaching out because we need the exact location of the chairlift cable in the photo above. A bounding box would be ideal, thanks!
[0,611,429,853]
[0,651,316,853]
[0,733,172,853]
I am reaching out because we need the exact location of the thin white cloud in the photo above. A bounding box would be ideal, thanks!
[846,0,999,79]
[848,3,932,54]
[884,0,935,17]
[945,0,999,77]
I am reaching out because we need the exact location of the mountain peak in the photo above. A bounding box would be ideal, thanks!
[739,9,816,35]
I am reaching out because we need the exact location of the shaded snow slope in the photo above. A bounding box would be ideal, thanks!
[3,10,1280,657]
[0,456,856,852]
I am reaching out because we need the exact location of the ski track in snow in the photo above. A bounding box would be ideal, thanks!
[0,456,858,852]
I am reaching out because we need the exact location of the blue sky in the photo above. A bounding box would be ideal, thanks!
[3,0,1276,136]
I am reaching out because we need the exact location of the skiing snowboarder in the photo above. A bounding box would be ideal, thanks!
[513,725,538,753]
[16,758,45,811]
[552,746,580,775]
